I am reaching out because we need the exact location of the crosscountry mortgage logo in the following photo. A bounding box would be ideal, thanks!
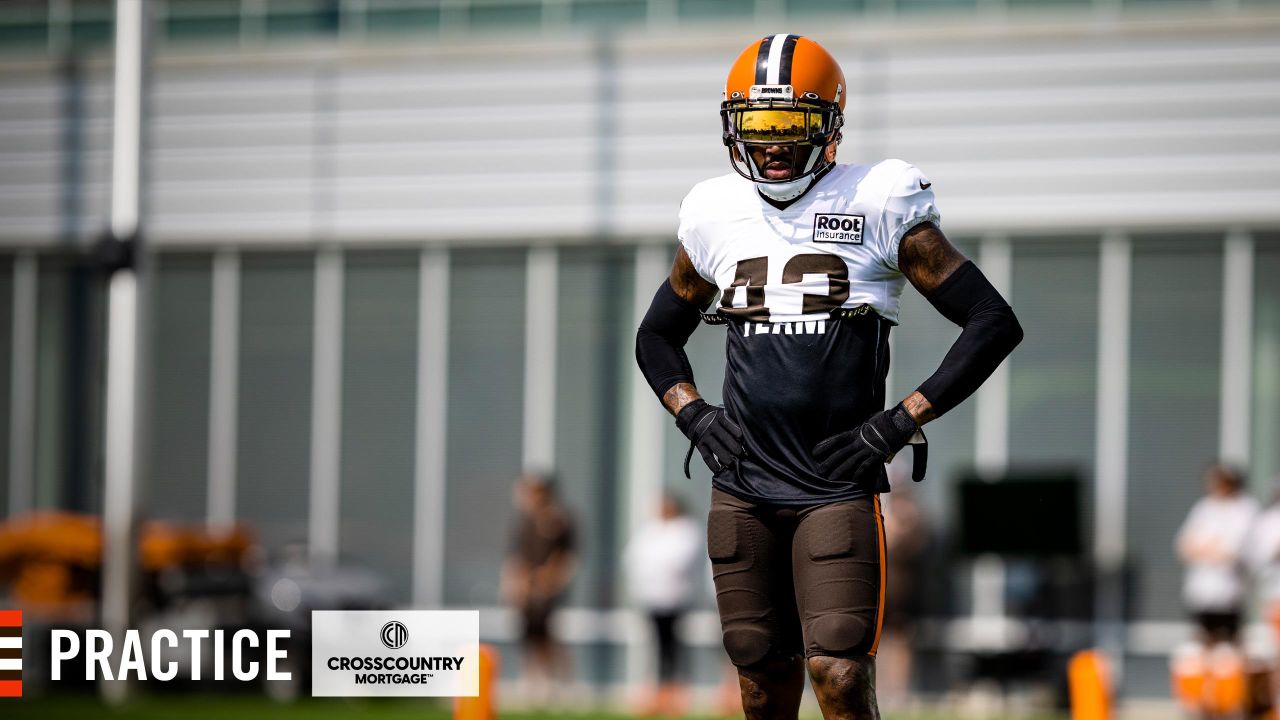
[380,621,408,650]
[312,610,479,697]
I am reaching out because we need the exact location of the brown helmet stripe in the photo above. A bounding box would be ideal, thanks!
[753,36,771,84]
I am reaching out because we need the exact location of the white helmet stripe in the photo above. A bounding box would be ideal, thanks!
[765,34,790,85]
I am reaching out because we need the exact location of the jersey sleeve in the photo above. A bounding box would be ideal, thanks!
[677,188,717,284]
[877,163,941,271]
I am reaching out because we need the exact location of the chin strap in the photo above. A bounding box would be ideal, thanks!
[756,174,816,202]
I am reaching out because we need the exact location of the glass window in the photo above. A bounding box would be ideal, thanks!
[896,0,977,12]
[339,251,419,604]
[1008,238,1099,538]
[785,0,866,15]
[1126,235,1222,622]
[677,0,753,20]
[0,0,48,45]
[571,0,648,26]
[468,2,542,28]
[444,248,526,606]
[1007,0,1088,7]
[237,253,314,555]
[71,0,114,48]
[0,258,11,518]
[1253,235,1280,491]
[26,257,103,514]
[163,0,242,42]
[0,0,48,51]
[365,2,441,34]
[555,246,633,608]
[148,253,213,523]
[34,260,70,511]
[265,0,339,37]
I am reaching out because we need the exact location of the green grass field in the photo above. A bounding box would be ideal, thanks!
[1,695,1068,720]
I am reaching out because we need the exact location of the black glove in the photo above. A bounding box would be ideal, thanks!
[675,399,745,478]
[812,403,928,489]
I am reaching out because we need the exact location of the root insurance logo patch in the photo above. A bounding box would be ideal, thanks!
[0,610,20,698]
[311,610,478,697]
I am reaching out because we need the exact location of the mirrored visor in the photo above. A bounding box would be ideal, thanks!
[732,109,824,143]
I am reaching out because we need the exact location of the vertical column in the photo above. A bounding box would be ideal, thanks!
[101,0,147,704]
[7,254,37,517]
[522,246,558,472]
[309,248,344,569]
[413,248,450,608]
[207,249,240,529]
[1094,232,1131,657]
[1219,230,1253,468]
[974,234,1012,475]
[623,244,668,688]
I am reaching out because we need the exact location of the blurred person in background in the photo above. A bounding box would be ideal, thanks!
[634,34,1022,719]
[624,491,703,716]
[501,472,577,706]
[1248,478,1280,706]
[1174,464,1258,718]
[1249,479,1280,628]
[878,484,931,711]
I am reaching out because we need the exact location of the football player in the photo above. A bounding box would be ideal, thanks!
[635,35,1023,718]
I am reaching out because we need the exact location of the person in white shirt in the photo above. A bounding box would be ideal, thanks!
[625,492,703,716]
[1248,479,1280,645]
[1177,464,1259,645]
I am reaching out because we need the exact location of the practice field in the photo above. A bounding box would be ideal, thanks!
[2,695,1068,720]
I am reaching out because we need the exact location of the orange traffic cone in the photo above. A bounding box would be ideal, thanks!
[1069,649,1112,720]
[1206,644,1247,716]
[1172,644,1208,713]
[454,644,499,720]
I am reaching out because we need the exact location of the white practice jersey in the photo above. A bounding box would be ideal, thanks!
[675,160,940,504]
[679,160,939,326]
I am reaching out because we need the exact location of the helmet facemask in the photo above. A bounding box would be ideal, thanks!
[721,87,843,188]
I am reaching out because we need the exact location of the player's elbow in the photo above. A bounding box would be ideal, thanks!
[967,301,1022,359]
[635,322,654,364]
[1000,307,1024,354]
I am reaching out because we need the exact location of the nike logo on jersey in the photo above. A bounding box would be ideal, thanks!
[919,180,932,190]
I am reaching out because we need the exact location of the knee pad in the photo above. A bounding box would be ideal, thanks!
[808,614,870,656]
[722,627,773,668]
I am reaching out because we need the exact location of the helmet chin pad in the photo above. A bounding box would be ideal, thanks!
[731,142,827,201]
[756,174,817,202]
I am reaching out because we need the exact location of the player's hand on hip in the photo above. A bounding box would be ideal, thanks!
[675,399,745,478]
[813,403,920,489]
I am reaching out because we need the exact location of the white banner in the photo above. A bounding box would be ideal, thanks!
[311,610,479,697]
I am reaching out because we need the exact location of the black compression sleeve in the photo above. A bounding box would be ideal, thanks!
[916,261,1024,416]
[635,279,704,400]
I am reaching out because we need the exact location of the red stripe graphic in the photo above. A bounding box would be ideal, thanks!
[0,610,20,698]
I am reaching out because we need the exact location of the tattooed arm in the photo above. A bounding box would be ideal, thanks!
[896,221,1023,425]
[660,247,718,415]
[635,246,719,416]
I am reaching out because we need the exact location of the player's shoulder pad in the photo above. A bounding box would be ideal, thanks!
[680,172,744,218]
[865,159,933,202]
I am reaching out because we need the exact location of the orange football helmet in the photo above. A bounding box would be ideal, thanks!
[721,34,846,188]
